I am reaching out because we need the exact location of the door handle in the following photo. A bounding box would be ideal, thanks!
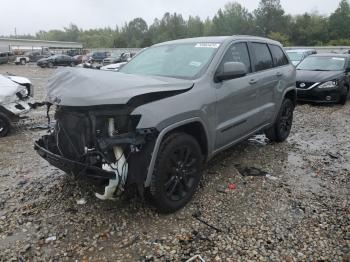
[249,79,258,85]
[276,72,283,77]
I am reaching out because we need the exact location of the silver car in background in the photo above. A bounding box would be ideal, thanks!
[286,49,317,66]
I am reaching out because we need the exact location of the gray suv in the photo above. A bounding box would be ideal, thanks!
[35,36,296,213]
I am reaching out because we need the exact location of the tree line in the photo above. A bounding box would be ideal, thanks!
[5,0,350,48]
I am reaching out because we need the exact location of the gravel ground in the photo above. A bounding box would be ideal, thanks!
[0,64,349,262]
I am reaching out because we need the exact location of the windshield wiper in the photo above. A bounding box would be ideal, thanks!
[313,69,331,71]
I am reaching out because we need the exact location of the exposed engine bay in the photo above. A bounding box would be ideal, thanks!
[35,104,158,199]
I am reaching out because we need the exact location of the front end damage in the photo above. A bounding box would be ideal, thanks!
[0,74,36,136]
[34,105,158,199]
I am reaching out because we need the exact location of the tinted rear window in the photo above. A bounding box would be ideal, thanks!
[251,43,273,71]
[269,45,289,67]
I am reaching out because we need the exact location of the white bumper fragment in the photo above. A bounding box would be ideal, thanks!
[2,98,34,116]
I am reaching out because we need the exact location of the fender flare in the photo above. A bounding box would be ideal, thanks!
[272,86,296,122]
[144,117,209,187]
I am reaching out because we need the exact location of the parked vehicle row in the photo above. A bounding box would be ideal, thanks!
[1,35,348,213]
[15,50,54,65]
[102,51,135,65]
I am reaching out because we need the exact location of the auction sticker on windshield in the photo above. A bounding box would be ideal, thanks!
[332,57,345,61]
[195,43,220,48]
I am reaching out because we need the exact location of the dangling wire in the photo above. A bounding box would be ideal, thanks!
[46,102,52,133]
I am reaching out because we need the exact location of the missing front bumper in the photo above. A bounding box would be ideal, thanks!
[34,135,116,179]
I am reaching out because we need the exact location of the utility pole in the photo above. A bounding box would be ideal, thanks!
[14,27,17,38]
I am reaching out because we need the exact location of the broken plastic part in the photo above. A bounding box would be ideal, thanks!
[95,118,128,200]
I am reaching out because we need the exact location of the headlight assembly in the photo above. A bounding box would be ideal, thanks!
[19,88,29,97]
[318,80,338,89]
[16,88,29,99]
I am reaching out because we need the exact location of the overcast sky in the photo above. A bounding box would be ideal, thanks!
[0,0,340,36]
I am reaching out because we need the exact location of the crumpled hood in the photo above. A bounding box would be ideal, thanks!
[47,67,194,106]
[0,74,27,103]
[296,70,344,83]
[7,75,31,86]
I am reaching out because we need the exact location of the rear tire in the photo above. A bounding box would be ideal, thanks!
[339,87,349,105]
[150,133,204,213]
[265,98,294,142]
[0,113,11,137]
[20,59,26,65]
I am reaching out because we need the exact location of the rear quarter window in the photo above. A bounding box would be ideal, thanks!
[251,42,273,72]
[269,45,289,67]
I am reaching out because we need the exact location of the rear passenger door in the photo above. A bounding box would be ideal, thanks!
[214,41,260,149]
[248,42,279,126]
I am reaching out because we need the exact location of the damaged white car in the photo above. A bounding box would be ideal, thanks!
[0,74,34,137]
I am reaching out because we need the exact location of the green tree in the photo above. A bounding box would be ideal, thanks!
[267,31,290,46]
[254,0,289,36]
[187,16,204,37]
[211,2,254,35]
[64,23,80,42]
[290,12,329,46]
[328,0,350,40]
[123,18,148,47]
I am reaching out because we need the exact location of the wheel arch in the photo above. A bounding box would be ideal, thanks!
[284,88,297,106]
[144,118,209,187]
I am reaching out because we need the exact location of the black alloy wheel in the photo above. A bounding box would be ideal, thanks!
[150,133,204,213]
[265,98,294,142]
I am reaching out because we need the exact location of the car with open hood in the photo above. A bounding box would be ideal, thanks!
[0,74,34,137]
[296,53,350,104]
[34,36,296,213]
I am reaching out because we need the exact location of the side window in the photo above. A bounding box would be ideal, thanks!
[251,42,273,72]
[269,45,289,67]
[218,42,252,73]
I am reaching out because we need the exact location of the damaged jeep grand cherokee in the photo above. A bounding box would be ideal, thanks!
[35,36,296,213]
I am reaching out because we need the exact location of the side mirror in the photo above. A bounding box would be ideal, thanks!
[215,62,247,82]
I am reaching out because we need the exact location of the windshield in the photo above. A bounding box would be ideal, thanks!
[119,43,220,79]
[297,56,346,71]
[286,52,304,61]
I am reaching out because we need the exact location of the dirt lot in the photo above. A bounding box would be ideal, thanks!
[0,64,349,262]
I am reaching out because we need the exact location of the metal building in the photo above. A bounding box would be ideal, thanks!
[0,38,83,52]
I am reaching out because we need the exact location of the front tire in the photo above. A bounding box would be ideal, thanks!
[48,62,54,68]
[0,113,11,137]
[265,98,294,142]
[150,133,204,213]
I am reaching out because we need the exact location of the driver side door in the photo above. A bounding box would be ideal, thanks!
[214,41,260,150]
